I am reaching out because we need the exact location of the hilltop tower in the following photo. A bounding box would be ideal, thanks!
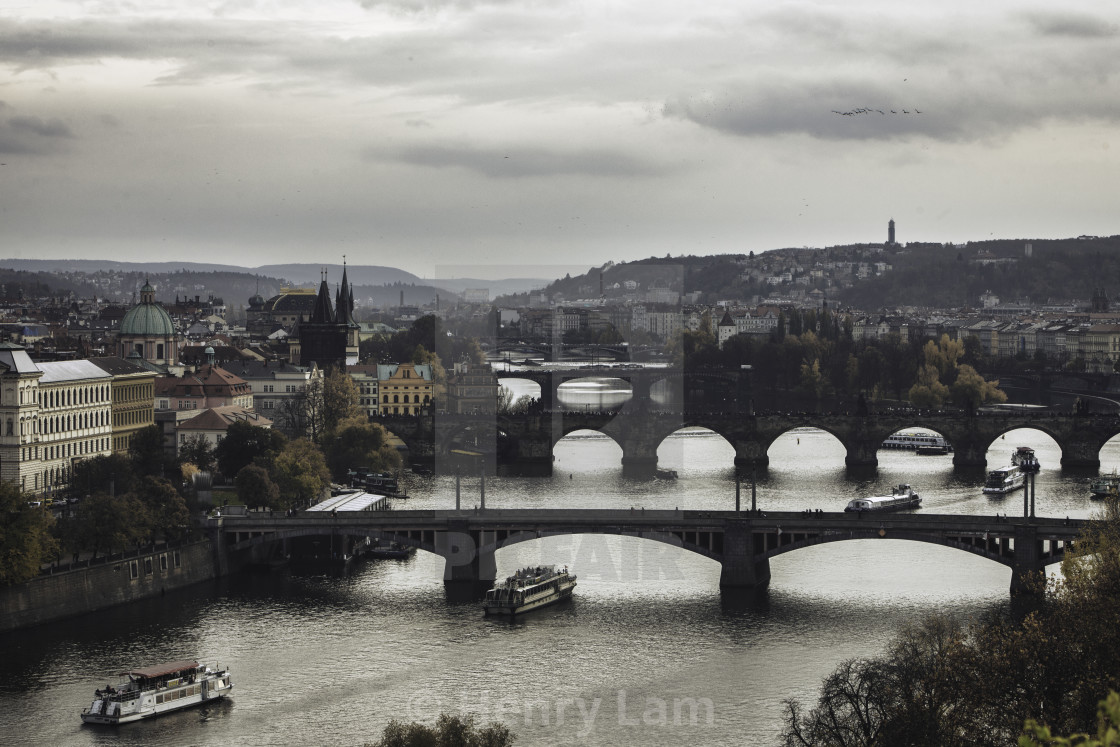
[888,218,896,246]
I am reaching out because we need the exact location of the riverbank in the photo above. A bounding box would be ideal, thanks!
[0,539,220,633]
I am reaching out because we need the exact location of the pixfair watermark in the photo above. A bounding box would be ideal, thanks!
[407,688,715,738]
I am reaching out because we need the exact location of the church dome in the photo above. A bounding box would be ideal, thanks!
[120,299,175,337]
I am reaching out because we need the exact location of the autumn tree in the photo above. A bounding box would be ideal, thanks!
[73,491,150,558]
[950,364,1008,410]
[179,434,216,473]
[322,365,362,436]
[0,481,58,585]
[366,713,514,747]
[269,439,331,510]
[234,464,281,509]
[214,420,287,478]
[135,475,190,541]
[322,421,401,482]
[129,424,170,477]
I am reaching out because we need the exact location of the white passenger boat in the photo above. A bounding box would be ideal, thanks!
[881,431,952,452]
[845,484,921,512]
[983,466,1026,495]
[484,565,576,617]
[81,660,233,725]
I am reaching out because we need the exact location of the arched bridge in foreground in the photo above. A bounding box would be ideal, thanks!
[212,509,1087,596]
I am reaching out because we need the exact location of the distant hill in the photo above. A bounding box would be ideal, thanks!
[0,259,552,309]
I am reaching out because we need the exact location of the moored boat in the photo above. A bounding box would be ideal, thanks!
[916,444,949,456]
[484,565,576,617]
[81,660,232,725]
[1090,472,1120,500]
[845,484,921,512]
[983,466,1026,495]
[367,540,416,559]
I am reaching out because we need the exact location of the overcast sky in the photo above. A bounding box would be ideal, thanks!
[1,1,1118,279]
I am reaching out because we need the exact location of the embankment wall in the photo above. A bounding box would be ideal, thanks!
[0,541,220,633]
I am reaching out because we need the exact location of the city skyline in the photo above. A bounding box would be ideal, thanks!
[1,1,1118,276]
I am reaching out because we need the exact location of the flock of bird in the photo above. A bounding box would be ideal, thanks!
[832,107,922,116]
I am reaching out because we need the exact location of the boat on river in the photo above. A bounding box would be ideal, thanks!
[983,466,1026,495]
[367,540,416,559]
[881,431,952,452]
[1011,446,1040,472]
[1090,472,1120,500]
[484,565,576,617]
[844,484,921,512]
[81,660,232,725]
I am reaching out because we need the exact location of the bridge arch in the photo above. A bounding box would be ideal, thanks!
[759,529,1070,570]
[656,425,736,473]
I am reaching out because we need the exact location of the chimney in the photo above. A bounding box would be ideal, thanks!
[400,290,404,308]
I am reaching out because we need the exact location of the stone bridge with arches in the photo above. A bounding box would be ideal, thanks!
[381,408,1120,478]
[212,509,1086,596]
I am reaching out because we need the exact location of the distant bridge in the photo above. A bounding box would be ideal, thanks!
[213,509,1086,595]
[381,405,1120,477]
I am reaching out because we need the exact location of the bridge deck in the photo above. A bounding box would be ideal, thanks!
[216,509,1086,540]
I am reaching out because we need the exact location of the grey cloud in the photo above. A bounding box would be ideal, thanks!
[374,142,669,178]
[9,115,73,139]
[1024,12,1119,38]
[0,113,75,153]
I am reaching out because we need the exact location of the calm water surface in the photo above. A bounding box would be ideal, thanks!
[2,425,1115,747]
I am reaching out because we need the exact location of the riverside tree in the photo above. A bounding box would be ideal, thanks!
[0,481,58,585]
[781,496,1120,746]
[366,713,514,747]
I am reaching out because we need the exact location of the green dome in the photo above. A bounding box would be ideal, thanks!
[120,301,175,337]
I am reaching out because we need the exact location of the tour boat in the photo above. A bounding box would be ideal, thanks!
[916,444,950,456]
[81,660,232,725]
[844,484,921,512]
[1090,472,1120,499]
[1011,446,1041,473]
[484,565,576,617]
[367,540,416,559]
[881,431,952,452]
[983,466,1026,495]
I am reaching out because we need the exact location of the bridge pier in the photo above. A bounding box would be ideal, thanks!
[719,520,771,589]
[844,439,879,470]
[952,441,988,469]
[1060,441,1101,471]
[621,455,659,479]
[436,527,497,583]
[733,440,769,470]
[1010,524,1045,595]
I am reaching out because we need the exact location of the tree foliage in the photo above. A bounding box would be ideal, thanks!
[322,420,401,482]
[234,464,281,509]
[782,496,1120,746]
[269,438,331,510]
[366,713,515,747]
[179,434,215,473]
[214,420,287,478]
[0,481,58,585]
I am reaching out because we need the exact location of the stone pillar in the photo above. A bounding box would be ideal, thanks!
[1060,440,1101,471]
[1010,524,1044,595]
[844,438,879,469]
[437,525,497,583]
[733,438,769,470]
[952,440,988,469]
[719,520,771,589]
[621,453,658,479]
[504,429,553,476]
[629,375,652,408]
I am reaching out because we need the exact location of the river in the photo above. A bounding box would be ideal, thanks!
[2,411,1115,746]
